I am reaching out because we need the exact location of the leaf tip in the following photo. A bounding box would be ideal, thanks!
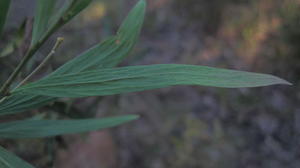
[272,76,292,86]
[136,0,147,12]
[281,80,293,86]
[140,0,147,6]
[126,114,140,121]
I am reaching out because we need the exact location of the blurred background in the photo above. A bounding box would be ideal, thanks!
[0,0,299,167]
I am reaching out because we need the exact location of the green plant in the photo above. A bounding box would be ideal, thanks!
[0,0,290,167]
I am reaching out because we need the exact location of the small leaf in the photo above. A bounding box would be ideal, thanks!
[0,115,138,138]
[0,146,35,168]
[0,0,10,38]
[14,64,291,98]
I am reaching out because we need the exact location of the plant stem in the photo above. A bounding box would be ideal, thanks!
[13,37,64,90]
[0,43,40,97]
[0,20,62,98]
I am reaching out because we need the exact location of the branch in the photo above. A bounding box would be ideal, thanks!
[0,20,63,98]
[13,37,64,90]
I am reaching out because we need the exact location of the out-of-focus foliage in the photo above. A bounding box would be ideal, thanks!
[0,0,10,37]
[0,115,138,138]
[0,146,34,168]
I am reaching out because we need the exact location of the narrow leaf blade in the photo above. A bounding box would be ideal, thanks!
[31,0,57,45]
[0,146,35,168]
[49,0,146,75]
[0,94,53,116]
[61,0,93,24]
[15,64,291,98]
[46,0,93,39]
[0,115,138,138]
[31,0,94,45]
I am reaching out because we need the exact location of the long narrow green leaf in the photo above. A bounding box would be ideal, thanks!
[0,0,146,115]
[14,64,291,98]
[31,0,57,45]
[0,0,10,37]
[0,95,53,116]
[0,115,138,138]
[49,0,146,75]
[0,146,35,168]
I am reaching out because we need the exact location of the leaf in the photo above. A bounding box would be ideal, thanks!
[31,0,57,45]
[60,0,93,23]
[0,0,10,38]
[0,0,146,115]
[0,115,138,138]
[47,0,93,36]
[31,0,93,45]
[14,64,291,98]
[0,94,53,116]
[0,146,35,168]
[49,0,146,75]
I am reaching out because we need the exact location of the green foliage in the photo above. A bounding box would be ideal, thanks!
[0,95,54,116]
[0,115,138,138]
[0,0,145,116]
[0,0,290,167]
[31,0,57,45]
[14,64,290,97]
[0,146,34,168]
[0,0,10,38]
[0,21,26,58]
[49,0,145,75]
[31,0,93,46]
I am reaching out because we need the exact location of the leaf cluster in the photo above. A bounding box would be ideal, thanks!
[0,0,290,167]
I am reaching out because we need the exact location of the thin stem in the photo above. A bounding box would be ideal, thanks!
[0,19,63,98]
[13,37,64,90]
[0,44,39,97]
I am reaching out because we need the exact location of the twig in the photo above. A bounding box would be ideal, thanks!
[0,0,79,98]
[0,19,63,98]
[13,37,64,90]
[0,44,39,97]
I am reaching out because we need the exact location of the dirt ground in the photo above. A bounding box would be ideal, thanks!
[1,0,300,168]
